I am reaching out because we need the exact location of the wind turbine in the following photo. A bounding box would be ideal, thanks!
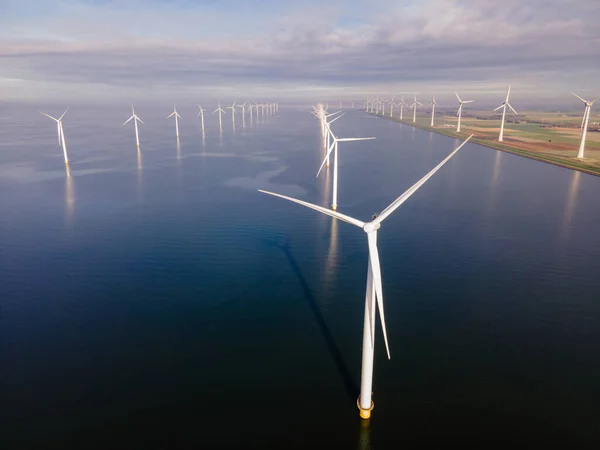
[493,86,518,142]
[430,95,437,127]
[318,128,375,211]
[455,92,473,133]
[410,94,424,123]
[123,105,144,148]
[197,104,206,132]
[227,101,237,127]
[213,102,226,130]
[260,135,474,419]
[399,93,409,120]
[572,93,597,159]
[249,102,254,123]
[389,98,395,118]
[40,108,69,167]
[166,105,182,138]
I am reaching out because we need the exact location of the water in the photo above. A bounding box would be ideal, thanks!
[1,105,599,448]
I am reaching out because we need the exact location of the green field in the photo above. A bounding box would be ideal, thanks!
[370,111,600,176]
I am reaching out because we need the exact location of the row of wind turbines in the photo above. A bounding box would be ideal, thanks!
[364,89,597,159]
[259,102,473,420]
[40,101,280,172]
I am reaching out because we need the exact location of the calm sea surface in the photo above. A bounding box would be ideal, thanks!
[1,105,599,448]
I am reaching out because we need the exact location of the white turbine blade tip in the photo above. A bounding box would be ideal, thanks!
[373,135,473,225]
[258,190,365,228]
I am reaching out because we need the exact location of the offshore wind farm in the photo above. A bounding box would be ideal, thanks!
[1,0,600,449]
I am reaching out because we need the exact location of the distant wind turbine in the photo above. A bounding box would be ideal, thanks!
[572,93,597,159]
[227,101,237,127]
[493,86,518,142]
[40,108,69,167]
[166,105,182,138]
[260,135,474,419]
[197,105,206,132]
[213,102,226,130]
[455,92,473,133]
[410,94,424,123]
[430,95,437,127]
[399,93,409,120]
[318,127,375,211]
[123,105,144,148]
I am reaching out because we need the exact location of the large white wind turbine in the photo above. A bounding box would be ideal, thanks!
[389,98,395,118]
[123,105,144,148]
[572,93,597,159]
[227,102,237,127]
[260,135,474,419]
[238,102,247,127]
[493,86,518,142]
[213,102,226,130]
[399,94,409,120]
[317,128,375,211]
[249,102,254,123]
[410,94,424,123]
[430,95,437,127]
[197,105,206,132]
[40,108,69,167]
[455,92,473,133]
[166,105,182,138]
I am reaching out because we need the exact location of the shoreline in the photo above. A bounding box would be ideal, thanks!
[367,112,600,177]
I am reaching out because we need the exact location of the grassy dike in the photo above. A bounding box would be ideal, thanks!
[368,112,600,177]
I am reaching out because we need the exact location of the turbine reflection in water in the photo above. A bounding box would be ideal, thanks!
[561,170,581,242]
[137,149,143,202]
[323,216,339,292]
[65,166,75,227]
[357,420,373,450]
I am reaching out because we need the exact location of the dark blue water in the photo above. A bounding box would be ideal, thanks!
[1,105,599,448]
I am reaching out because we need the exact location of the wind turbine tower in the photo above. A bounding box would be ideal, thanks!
[573,93,597,159]
[123,105,144,148]
[493,86,518,142]
[167,105,182,138]
[40,108,70,167]
[455,92,473,133]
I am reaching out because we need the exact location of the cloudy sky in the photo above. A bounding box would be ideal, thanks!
[0,0,598,105]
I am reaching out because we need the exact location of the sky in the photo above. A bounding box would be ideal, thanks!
[0,0,598,106]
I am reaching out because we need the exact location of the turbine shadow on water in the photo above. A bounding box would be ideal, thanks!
[268,237,359,402]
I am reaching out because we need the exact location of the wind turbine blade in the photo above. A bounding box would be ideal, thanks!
[258,190,366,229]
[373,135,474,226]
[367,232,391,360]
[417,102,424,106]
[328,112,345,124]
[572,93,587,103]
[167,111,176,119]
[493,104,504,112]
[316,142,336,177]
[58,107,69,120]
[455,92,461,103]
[176,112,182,119]
[580,107,589,129]
[463,100,474,104]
[336,137,376,142]
[137,117,145,125]
[507,103,518,115]
[123,115,134,126]
[506,85,512,102]
[40,112,58,122]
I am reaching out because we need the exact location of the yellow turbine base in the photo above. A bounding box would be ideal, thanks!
[332,205,337,211]
[357,399,374,420]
